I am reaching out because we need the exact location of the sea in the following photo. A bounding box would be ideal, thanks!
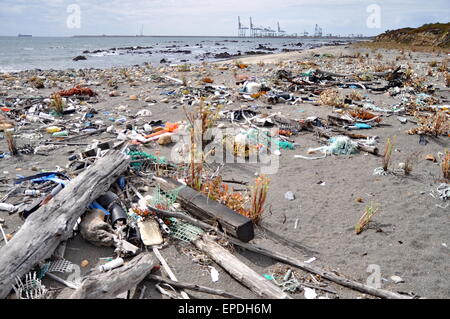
[0,36,347,73]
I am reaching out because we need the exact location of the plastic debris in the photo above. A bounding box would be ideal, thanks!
[437,184,450,201]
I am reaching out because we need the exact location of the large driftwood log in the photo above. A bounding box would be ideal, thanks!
[70,253,156,299]
[0,151,130,299]
[154,176,254,242]
[193,235,291,299]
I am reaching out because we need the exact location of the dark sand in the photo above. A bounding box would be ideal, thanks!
[0,45,449,299]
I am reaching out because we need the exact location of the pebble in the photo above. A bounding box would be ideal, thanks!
[284,191,295,201]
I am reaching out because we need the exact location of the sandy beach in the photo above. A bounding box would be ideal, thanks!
[0,43,449,299]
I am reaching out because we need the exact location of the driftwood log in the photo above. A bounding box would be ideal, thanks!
[148,274,244,299]
[70,253,156,299]
[154,176,254,242]
[0,151,130,299]
[193,235,291,299]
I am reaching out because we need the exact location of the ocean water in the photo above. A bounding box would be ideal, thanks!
[0,36,342,72]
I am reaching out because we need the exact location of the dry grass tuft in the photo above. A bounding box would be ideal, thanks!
[348,90,363,101]
[383,136,396,171]
[407,111,449,136]
[319,89,344,107]
[355,202,379,235]
[445,72,450,87]
[248,175,270,224]
[404,152,420,175]
[5,131,18,156]
[50,93,64,114]
[29,76,44,89]
[438,59,448,73]
[442,149,450,180]
[178,64,191,72]
[373,64,391,72]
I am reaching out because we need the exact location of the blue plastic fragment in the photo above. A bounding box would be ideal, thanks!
[89,201,110,215]
[117,176,126,190]
[355,123,372,129]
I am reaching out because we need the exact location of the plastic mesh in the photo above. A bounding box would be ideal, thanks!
[47,259,74,273]
[150,184,184,210]
[168,217,204,242]
[13,272,46,299]
[127,150,168,171]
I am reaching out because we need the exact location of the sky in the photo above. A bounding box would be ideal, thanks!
[0,0,448,37]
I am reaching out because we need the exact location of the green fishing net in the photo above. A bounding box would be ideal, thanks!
[246,129,294,150]
[127,150,168,170]
[149,184,185,210]
[168,217,204,243]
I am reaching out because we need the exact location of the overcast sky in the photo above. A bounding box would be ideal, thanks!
[0,0,448,37]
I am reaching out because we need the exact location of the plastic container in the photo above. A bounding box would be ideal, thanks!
[244,82,262,94]
[96,191,128,227]
[143,124,153,132]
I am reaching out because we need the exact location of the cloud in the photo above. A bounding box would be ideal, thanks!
[0,0,448,36]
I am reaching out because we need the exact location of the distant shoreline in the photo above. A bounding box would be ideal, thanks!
[0,35,374,40]
[72,35,373,40]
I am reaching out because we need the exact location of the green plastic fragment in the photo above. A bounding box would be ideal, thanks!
[263,274,274,280]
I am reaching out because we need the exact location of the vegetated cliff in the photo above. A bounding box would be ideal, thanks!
[375,23,450,48]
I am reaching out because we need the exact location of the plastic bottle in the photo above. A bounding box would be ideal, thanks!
[0,203,17,212]
[46,126,62,133]
[38,112,55,121]
[99,258,124,272]
[52,131,69,137]
[24,189,40,196]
